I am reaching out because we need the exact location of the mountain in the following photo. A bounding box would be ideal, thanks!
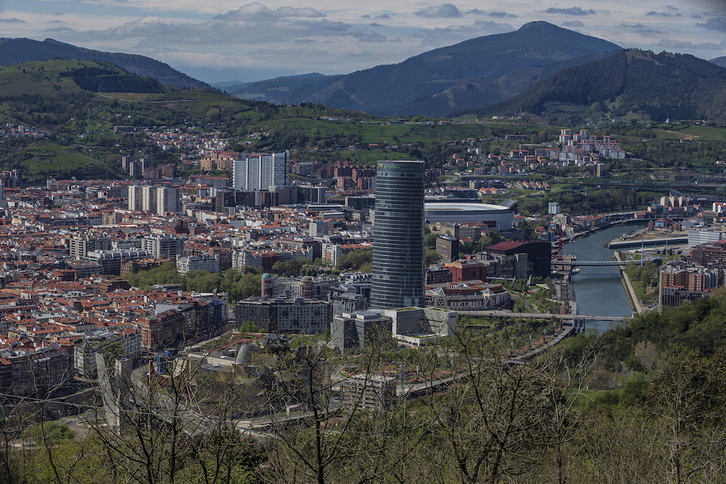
[232,21,621,116]
[473,50,726,122]
[0,38,211,90]
[711,56,726,69]
[231,73,342,101]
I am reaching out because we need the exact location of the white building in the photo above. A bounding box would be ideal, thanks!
[128,185,143,211]
[156,186,180,214]
[688,230,725,248]
[176,254,220,275]
[128,185,181,215]
[232,152,288,191]
[142,234,185,259]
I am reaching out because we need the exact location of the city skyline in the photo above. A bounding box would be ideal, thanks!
[0,1,722,82]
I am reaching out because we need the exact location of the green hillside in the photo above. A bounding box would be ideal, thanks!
[476,50,726,123]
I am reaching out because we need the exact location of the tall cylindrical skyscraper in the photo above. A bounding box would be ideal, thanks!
[370,160,425,309]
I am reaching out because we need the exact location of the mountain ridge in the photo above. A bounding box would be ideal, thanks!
[232,21,622,116]
[471,49,726,123]
[0,38,211,90]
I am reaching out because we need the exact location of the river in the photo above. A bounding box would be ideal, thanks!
[563,223,648,333]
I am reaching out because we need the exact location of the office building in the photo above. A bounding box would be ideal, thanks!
[370,160,425,309]
[232,152,289,191]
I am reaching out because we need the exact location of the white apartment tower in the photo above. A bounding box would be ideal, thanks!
[233,152,288,191]
[156,186,180,214]
[128,185,143,211]
[128,185,180,215]
[141,185,157,212]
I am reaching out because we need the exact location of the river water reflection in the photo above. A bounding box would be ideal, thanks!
[563,223,648,333]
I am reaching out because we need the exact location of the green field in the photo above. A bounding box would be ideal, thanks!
[653,124,726,141]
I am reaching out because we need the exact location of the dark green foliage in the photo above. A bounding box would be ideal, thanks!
[0,37,209,89]
[516,187,663,216]
[336,249,372,271]
[123,263,262,301]
[479,49,726,123]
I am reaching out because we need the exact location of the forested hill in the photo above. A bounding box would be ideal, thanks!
[0,37,210,90]
[474,49,726,123]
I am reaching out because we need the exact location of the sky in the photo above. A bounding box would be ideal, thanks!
[0,0,724,83]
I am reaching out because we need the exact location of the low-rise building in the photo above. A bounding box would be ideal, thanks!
[235,298,331,334]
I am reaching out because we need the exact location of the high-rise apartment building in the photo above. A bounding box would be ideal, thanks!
[232,152,288,191]
[128,185,143,211]
[370,160,425,309]
[128,185,180,215]
[141,185,157,212]
[156,186,180,214]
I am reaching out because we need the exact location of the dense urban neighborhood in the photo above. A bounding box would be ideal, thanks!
[0,19,724,482]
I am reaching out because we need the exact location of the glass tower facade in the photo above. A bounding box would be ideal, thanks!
[370,160,425,309]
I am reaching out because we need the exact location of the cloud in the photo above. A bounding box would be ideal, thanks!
[617,23,662,36]
[214,3,325,21]
[415,4,461,19]
[544,7,596,16]
[352,30,388,42]
[412,20,513,46]
[52,15,358,46]
[697,17,726,32]
[658,39,725,50]
[466,9,517,18]
[0,18,24,23]
[646,5,682,17]
[646,10,682,17]
[562,20,584,27]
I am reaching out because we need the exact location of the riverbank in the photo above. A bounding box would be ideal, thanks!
[564,223,648,332]
[614,252,647,314]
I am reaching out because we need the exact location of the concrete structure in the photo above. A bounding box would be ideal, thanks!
[70,236,112,260]
[436,235,460,262]
[426,281,510,311]
[74,329,141,378]
[331,310,392,351]
[142,234,185,259]
[481,240,552,279]
[96,354,134,430]
[659,262,718,306]
[233,152,289,191]
[688,230,725,248]
[85,249,150,275]
[342,374,396,411]
[176,254,220,275]
[156,186,180,214]
[259,274,337,300]
[128,185,142,211]
[371,160,425,309]
[385,307,457,346]
[128,185,181,215]
[331,306,457,352]
[235,298,331,333]
[424,202,514,231]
